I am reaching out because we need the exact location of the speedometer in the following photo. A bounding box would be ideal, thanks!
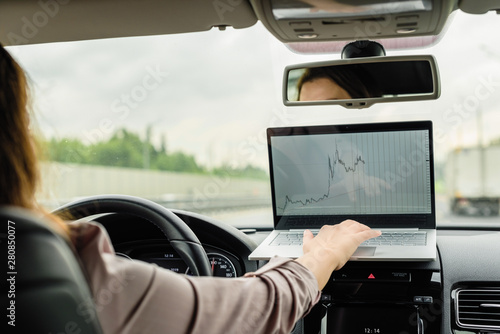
[186,253,237,278]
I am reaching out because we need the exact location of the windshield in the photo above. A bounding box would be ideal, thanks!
[7,11,500,229]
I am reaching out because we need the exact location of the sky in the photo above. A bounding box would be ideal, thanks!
[7,11,500,169]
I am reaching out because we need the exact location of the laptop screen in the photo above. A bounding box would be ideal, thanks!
[268,121,435,229]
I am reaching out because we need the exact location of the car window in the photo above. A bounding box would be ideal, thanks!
[7,11,500,229]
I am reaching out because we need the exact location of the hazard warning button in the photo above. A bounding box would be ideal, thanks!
[332,270,411,282]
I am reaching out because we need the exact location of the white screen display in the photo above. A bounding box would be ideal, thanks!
[270,129,432,216]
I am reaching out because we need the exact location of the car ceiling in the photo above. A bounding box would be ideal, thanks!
[0,0,498,46]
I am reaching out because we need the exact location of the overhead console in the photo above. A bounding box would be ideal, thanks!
[250,0,456,42]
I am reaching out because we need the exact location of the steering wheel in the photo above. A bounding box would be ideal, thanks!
[53,194,212,276]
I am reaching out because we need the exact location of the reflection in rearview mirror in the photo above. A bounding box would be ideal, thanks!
[285,56,440,109]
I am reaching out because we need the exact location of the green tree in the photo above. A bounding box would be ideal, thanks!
[88,129,145,168]
[46,138,89,164]
[43,128,267,179]
[161,151,204,173]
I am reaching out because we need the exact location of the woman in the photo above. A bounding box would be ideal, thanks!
[297,65,382,101]
[0,43,380,334]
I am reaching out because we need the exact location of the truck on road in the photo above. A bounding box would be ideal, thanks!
[446,146,500,216]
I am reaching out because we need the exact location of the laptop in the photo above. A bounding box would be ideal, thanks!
[249,120,437,261]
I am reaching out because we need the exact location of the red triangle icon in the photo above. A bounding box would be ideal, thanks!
[368,273,376,279]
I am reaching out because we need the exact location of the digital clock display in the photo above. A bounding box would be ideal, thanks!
[327,305,418,334]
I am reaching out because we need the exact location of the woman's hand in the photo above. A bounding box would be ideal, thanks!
[295,220,381,290]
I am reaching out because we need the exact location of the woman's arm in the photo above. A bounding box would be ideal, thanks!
[74,220,379,334]
[296,220,381,289]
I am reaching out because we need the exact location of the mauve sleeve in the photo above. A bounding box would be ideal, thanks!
[74,222,320,334]
[185,257,321,334]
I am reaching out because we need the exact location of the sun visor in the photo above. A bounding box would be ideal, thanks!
[0,0,258,46]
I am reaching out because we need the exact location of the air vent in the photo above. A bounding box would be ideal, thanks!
[455,289,500,330]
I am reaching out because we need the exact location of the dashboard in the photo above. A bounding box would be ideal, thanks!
[115,242,242,278]
[94,210,259,278]
[94,211,500,334]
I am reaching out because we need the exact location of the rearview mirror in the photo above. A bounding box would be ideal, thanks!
[284,55,440,109]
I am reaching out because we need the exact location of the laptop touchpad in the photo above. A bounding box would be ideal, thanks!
[353,247,376,257]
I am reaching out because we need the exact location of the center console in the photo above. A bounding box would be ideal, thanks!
[299,261,442,334]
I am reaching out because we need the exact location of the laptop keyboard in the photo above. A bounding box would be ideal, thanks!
[361,231,427,246]
[270,231,427,246]
[270,232,313,246]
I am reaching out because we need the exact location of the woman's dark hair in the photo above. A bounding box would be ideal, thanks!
[0,43,68,235]
[297,64,382,100]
